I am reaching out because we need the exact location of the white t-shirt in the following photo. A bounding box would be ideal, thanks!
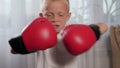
[37,34,79,68]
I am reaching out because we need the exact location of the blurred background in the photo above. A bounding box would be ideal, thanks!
[0,0,120,68]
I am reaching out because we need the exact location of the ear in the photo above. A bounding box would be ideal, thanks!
[67,12,71,21]
[39,13,43,17]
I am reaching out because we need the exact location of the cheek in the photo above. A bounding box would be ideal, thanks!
[61,18,68,24]
[60,20,67,28]
[60,18,68,25]
[44,16,50,20]
[44,17,53,22]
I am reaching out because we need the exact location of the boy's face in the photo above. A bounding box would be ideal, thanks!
[41,0,71,33]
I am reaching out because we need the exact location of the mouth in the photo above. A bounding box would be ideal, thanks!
[53,25,60,29]
[52,24,60,29]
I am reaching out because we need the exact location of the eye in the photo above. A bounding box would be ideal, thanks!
[59,14,64,16]
[59,13,65,17]
[45,13,52,17]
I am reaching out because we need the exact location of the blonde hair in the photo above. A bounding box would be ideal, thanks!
[40,0,70,12]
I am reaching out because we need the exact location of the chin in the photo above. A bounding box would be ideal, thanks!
[55,29,59,33]
[56,27,62,33]
[56,30,60,33]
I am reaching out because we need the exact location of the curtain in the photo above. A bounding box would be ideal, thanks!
[0,0,120,68]
[0,0,41,68]
[69,0,120,68]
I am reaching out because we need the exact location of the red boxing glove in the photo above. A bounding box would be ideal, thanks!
[61,24,100,55]
[9,17,57,54]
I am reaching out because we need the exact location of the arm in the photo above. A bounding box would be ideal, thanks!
[95,23,108,35]
[61,23,108,55]
[89,22,108,40]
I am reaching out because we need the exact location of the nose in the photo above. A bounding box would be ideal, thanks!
[51,15,59,23]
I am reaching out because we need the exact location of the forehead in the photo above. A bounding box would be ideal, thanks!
[42,0,69,13]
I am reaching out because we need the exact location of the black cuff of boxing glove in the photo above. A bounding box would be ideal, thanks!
[89,24,101,40]
[9,36,31,54]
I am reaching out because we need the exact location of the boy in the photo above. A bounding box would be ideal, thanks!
[36,0,107,68]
